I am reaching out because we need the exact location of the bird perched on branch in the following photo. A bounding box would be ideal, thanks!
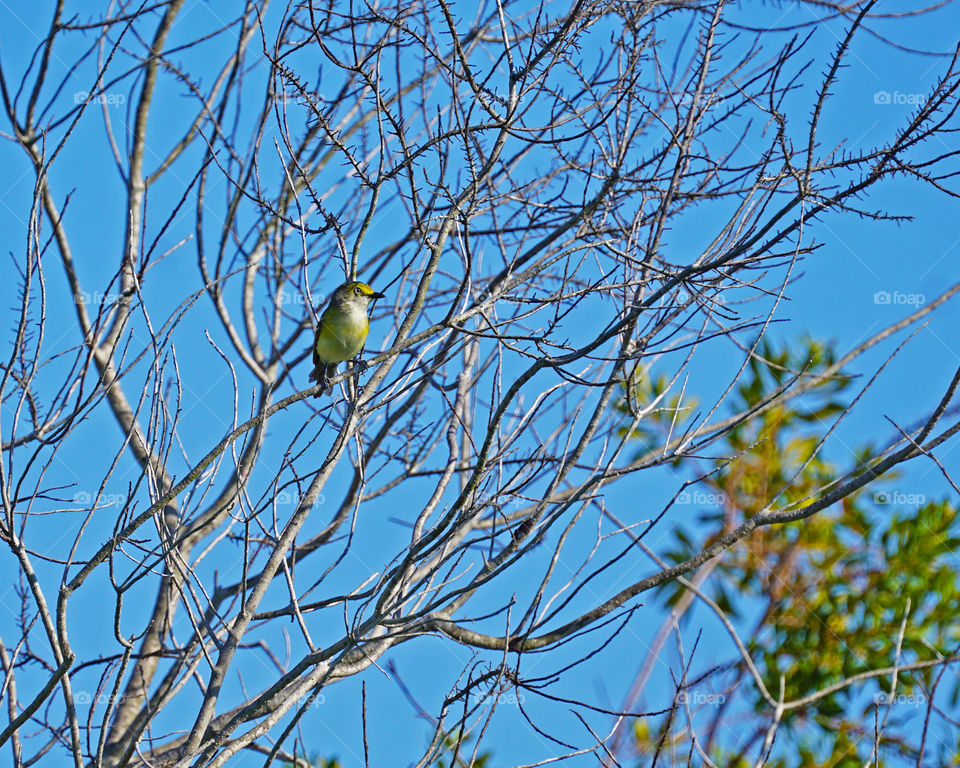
[309,281,385,397]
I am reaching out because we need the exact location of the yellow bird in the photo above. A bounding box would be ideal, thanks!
[309,281,385,396]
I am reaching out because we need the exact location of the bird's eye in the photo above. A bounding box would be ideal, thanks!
[354,287,362,296]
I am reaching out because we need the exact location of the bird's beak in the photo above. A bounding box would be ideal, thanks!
[370,291,386,300]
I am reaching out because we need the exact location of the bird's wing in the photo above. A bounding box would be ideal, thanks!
[312,308,332,368]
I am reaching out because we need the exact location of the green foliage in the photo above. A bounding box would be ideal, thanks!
[616,368,699,458]
[622,337,960,767]
[433,730,492,768]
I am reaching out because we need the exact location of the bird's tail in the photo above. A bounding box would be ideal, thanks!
[309,362,337,397]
